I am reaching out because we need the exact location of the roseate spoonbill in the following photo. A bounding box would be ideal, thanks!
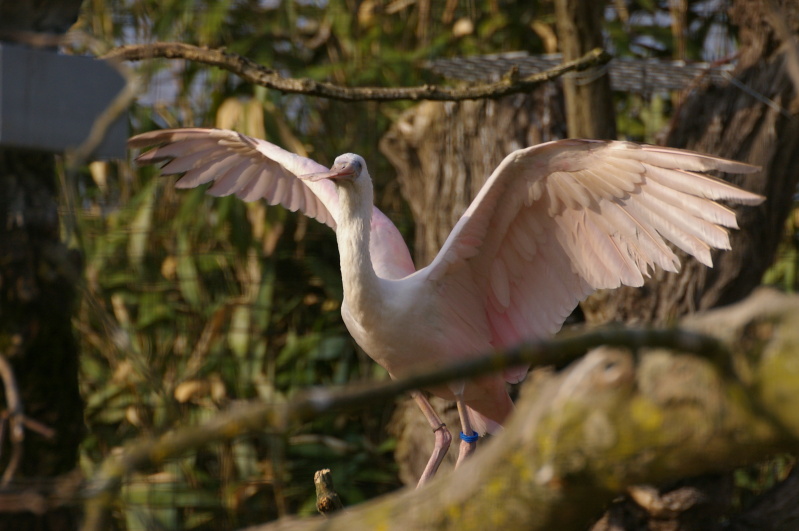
[129,128,763,486]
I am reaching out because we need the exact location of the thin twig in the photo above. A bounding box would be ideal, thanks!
[0,352,25,485]
[21,416,56,439]
[102,43,611,102]
[80,326,725,531]
[0,350,58,487]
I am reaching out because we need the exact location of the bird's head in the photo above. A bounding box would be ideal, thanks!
[301,154,365,185]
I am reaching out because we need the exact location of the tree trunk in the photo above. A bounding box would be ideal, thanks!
[0,150,83,529]
[554,0,617,139]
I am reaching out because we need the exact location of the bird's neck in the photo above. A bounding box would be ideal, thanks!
[336,179,381,318]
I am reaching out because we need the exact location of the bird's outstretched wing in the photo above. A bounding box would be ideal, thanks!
[129,128,415,280]
[423,139,764,383]
[130,128,338,226]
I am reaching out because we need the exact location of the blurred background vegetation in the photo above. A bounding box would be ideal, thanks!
[56,0,797,529]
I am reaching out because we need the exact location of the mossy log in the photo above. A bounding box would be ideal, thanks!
[251,288,799,530]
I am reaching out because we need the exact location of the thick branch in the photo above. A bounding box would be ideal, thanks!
[102,43,610,102]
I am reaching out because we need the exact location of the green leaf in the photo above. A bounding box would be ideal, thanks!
[127,179,158,269]
[177,231,203,308]
[228,303,251,358]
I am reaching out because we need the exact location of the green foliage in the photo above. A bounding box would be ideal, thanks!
[77,147,398,524]
[763,208,799,292]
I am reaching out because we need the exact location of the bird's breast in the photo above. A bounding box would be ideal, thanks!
[339,280,447,378]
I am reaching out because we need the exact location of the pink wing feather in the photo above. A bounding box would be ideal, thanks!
[423,139,763,384]
[129,128,415,280]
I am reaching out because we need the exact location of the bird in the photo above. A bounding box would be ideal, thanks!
[129,128,764,487]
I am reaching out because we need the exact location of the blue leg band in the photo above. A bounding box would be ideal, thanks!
[460,431,479,443]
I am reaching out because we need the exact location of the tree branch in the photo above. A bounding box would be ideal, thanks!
[101,43,611,102]
[80,324,728,531]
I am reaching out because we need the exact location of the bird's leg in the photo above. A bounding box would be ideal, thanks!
[411,391,452,488]
[454,392,478,467]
